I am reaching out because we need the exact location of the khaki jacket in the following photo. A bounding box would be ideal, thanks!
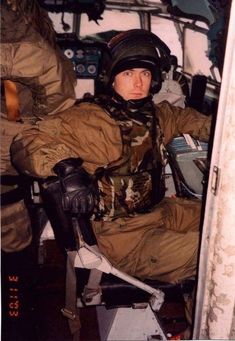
[1,41,76,117]
[0,2,76,117]
[0,2,76,252]
[11,100,211,178]
[11,100,211,280]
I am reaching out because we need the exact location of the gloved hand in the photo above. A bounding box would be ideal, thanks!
[53,158,95,216]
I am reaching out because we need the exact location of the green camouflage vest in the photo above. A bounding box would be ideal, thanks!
[92,94,168,221]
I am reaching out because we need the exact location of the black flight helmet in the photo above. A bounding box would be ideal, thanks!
[101,29,171,94]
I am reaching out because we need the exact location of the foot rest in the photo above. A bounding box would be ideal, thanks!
[100,274,195,308]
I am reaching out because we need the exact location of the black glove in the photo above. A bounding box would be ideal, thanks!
[53,158,95,216]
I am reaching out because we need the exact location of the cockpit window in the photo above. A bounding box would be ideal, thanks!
[183,27,221,82]
[79,10,140,37]
[151,16,183,67]
[151,15,221,82]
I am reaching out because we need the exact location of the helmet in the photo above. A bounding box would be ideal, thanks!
[100,29,171,94]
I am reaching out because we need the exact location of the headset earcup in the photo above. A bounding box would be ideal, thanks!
[151,68,163,94]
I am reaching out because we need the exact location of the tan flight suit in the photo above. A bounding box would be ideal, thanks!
[11,100,211,283]
[0,3,77,338]
[0,2,76,252]
[1,115,33,252]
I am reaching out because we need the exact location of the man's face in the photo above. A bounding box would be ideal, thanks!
[113,68,152,100]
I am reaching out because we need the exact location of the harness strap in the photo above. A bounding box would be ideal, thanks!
[61,251,81,337]
[1,175,25,206]
[1,188,24,206]
[81,245,103,305]
[62,250,103,338]
[4,80,21,122]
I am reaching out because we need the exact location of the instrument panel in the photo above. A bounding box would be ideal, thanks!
[56,33,104,79]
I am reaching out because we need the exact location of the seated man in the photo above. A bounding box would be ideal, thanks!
[1,1,76,339]
[11,29,211,288]
[1,0,76,255]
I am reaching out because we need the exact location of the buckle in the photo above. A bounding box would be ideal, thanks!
[61,308,76,320]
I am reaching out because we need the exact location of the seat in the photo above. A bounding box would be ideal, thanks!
[61,216,194,341]
[32,173,197,341]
